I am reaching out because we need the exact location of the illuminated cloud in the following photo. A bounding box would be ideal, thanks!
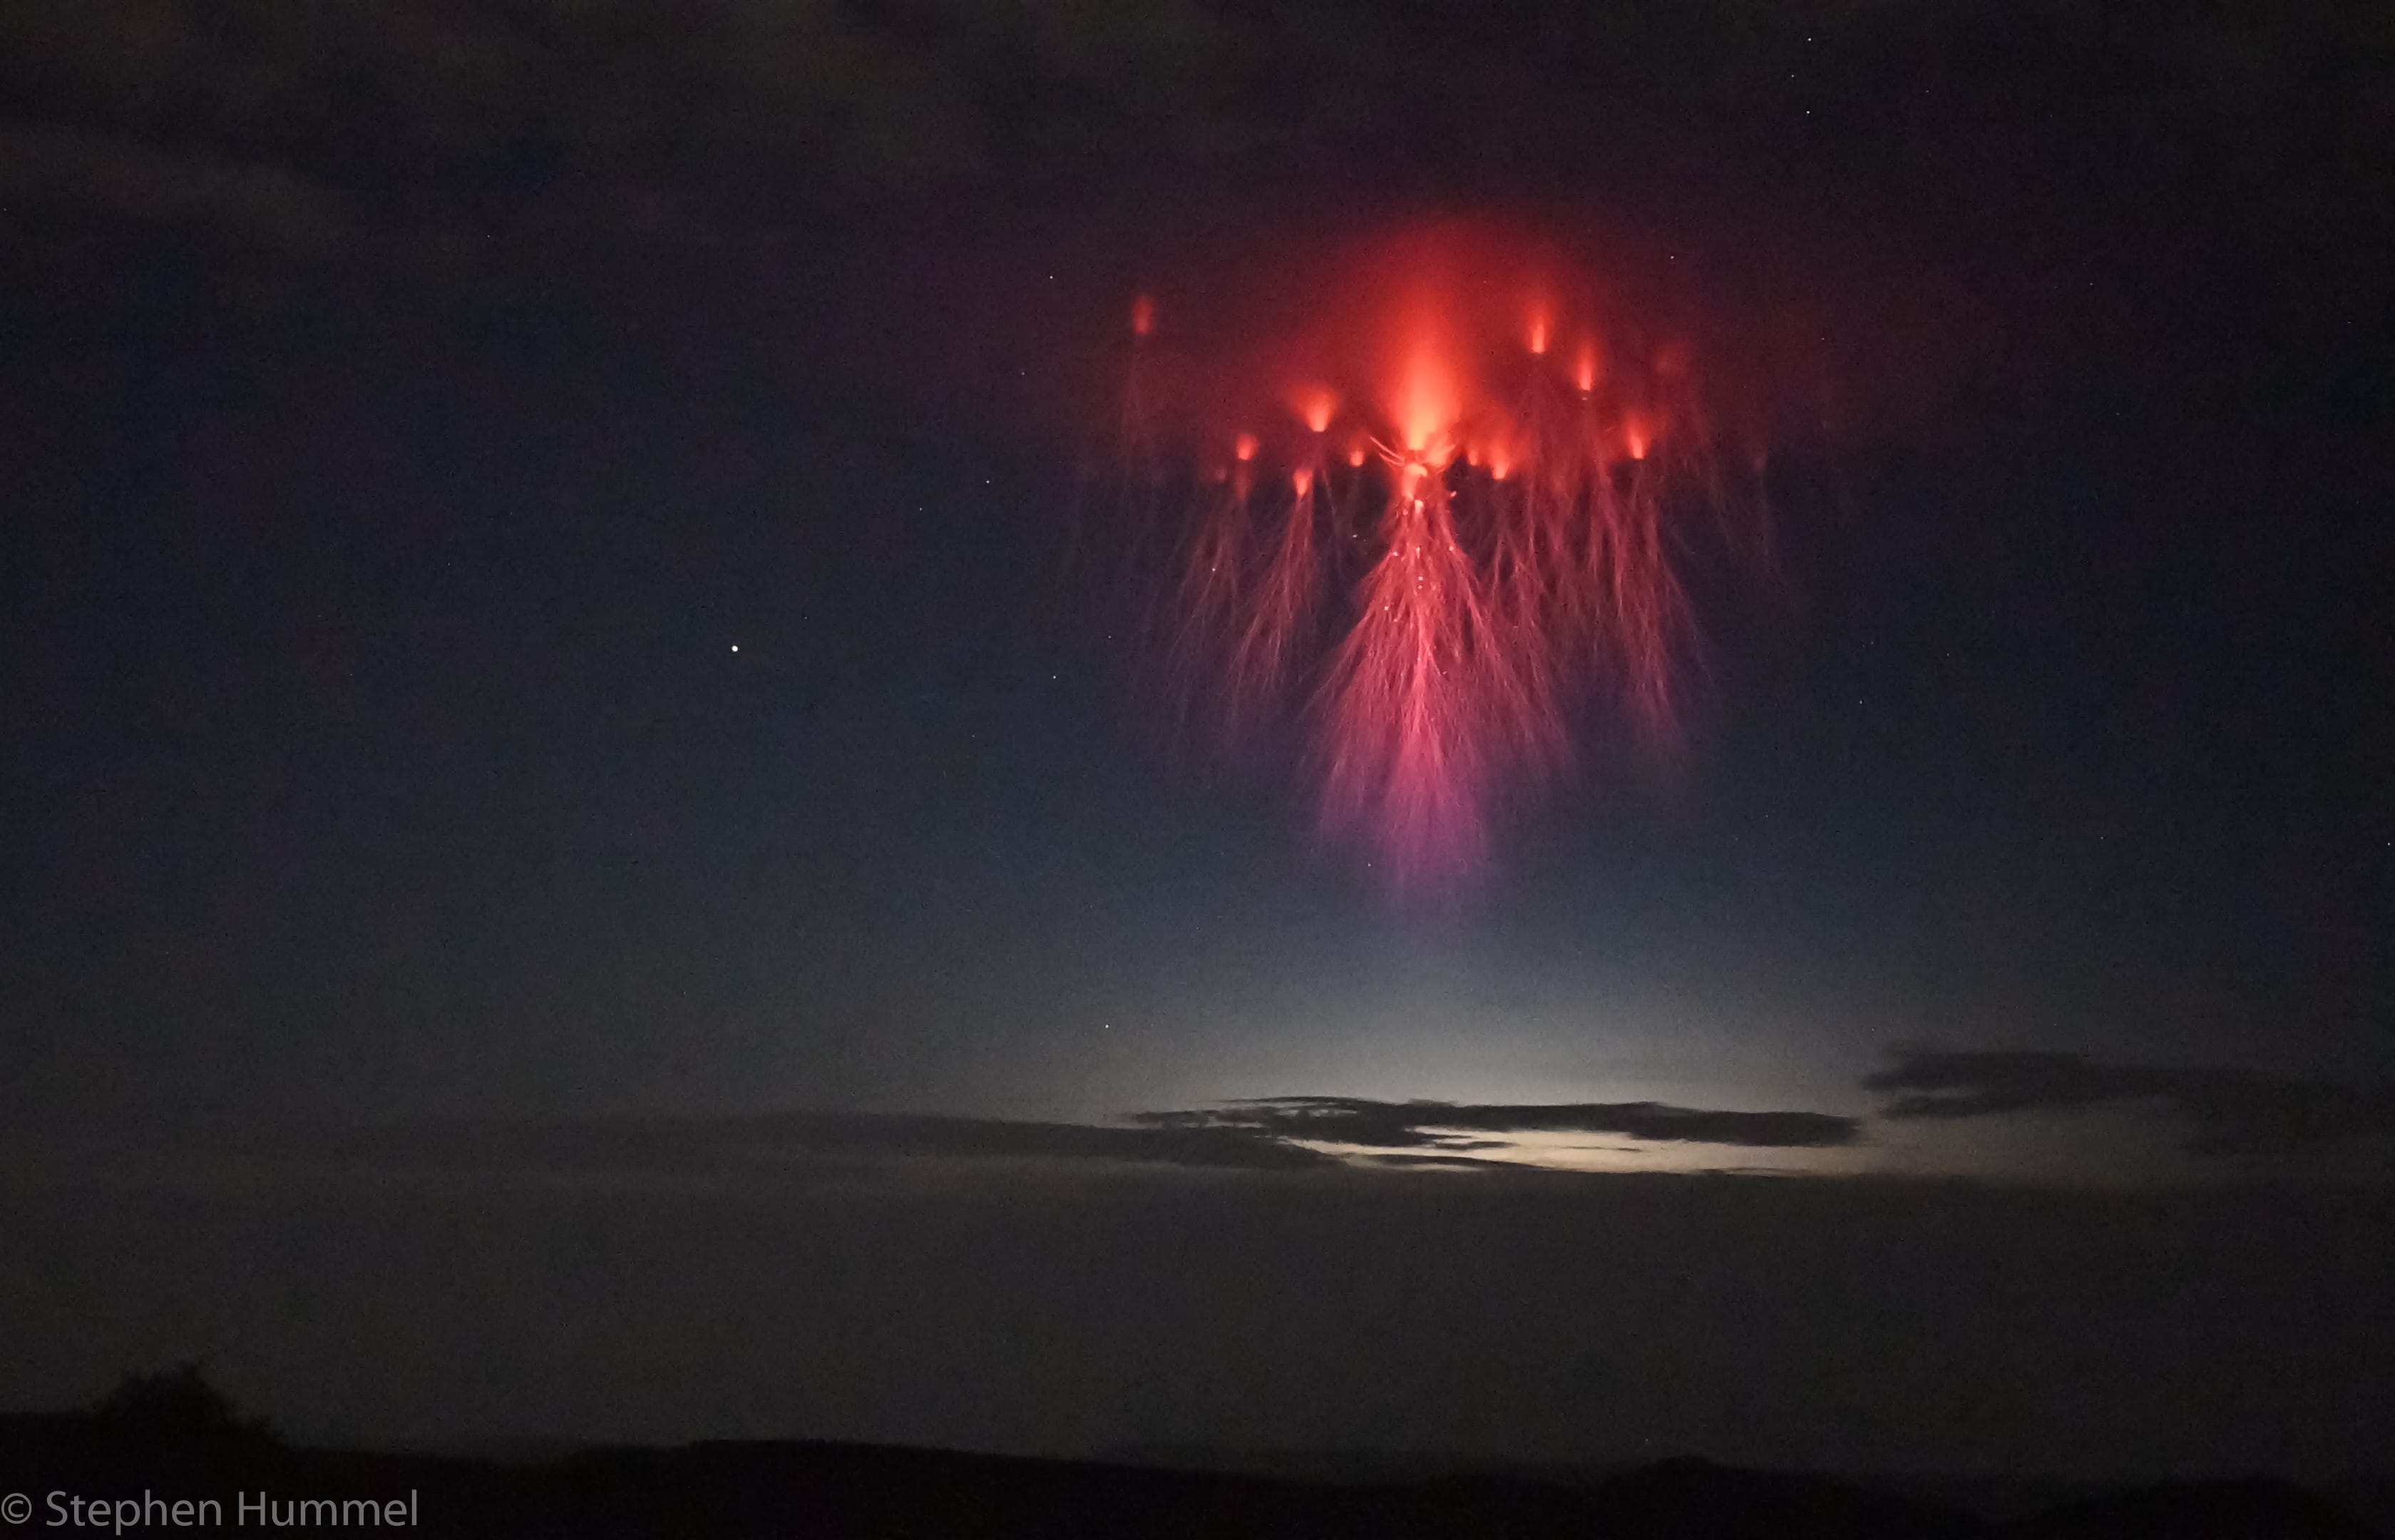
[1136,1094,1862,1151]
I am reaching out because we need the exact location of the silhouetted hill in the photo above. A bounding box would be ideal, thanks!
[1999,1476,2382,1539]
[1,1413,2381,1538]
[1594,1455,1981,1539]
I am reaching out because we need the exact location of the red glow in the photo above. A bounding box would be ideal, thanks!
[1107,222,1765,898]
[1390,330,1462,454]
[1574,341,1600,394]
[1130,294,1155,338]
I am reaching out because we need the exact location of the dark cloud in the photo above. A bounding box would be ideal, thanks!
[0,1109,1338,1189]
[1135,1095,1863,1151]
[1,0,2381,255]
[0,123,349,249]
[1356,1151,1572,1173]
[2,1095,1867,1191]
[1867,1048,2395,1164]
[0,0,983,251]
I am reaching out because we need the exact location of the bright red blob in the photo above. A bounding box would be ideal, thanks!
[1110,220,1768,898]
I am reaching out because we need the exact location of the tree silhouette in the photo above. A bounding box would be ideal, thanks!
[91,1362,277,1449]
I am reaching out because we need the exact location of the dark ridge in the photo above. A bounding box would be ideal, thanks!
[1999,1475,2383,1539]
[4,1412,2381,1539]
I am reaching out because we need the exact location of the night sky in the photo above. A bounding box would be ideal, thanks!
[3,0,2391,1474]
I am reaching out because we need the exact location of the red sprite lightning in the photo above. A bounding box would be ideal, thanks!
[1114,225,1763,898]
